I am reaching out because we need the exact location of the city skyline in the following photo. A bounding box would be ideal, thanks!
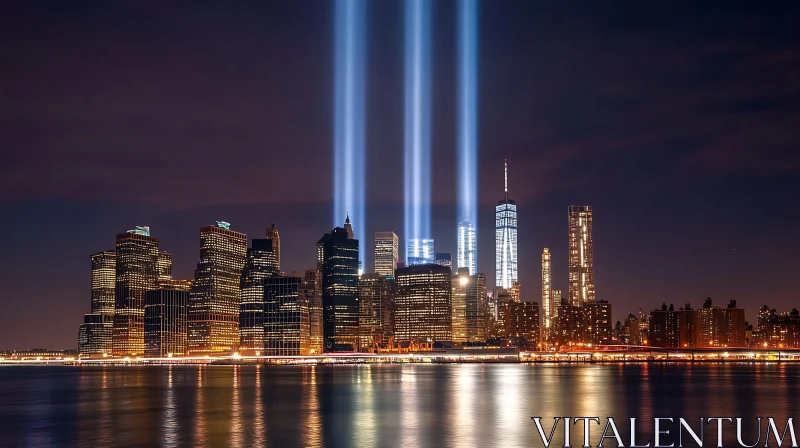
[2,2,799,349]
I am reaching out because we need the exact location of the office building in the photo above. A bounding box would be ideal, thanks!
[407,238,435,266]
[188,222,247,355]
[436,252,452,269]
[542,248,552,341]
[452,268,487,343]
[506,301,540,345]
[395,264,452,345]
[318,222,360,352]
[457,220,477,275]
[496,160,518,288]
[358,274,395,352]
[302,269,324,354]
[112,226,159,356]
[265,223,281,271]
[264,275,310,356]
[144,285,189,357]
[374,231,399,276]
[238,239,279,355]
[650,304,680,348]
[91,251,116,315]
[568,205,595,305]
[157,251,173,284]
[78,313,113,358]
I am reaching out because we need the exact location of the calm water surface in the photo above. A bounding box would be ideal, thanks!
[0,363,798,447]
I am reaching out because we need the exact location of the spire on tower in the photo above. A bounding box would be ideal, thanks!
[344,212,354,239]
[504,158,509,200]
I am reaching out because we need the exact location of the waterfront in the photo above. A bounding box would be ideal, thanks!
[1,364,799,447]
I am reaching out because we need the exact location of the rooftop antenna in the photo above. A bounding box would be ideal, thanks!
[504,158,508,201]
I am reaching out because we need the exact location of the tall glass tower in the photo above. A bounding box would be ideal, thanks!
[542,248,552,341]
[568,205,595,305]
[457,221,477,275]
[495,160,518,288]
[407,238,434,266]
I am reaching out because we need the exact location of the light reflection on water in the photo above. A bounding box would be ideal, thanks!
[0,363,798,447]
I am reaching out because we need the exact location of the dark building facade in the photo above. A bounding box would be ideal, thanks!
[144,286,189,357]
[264,275,310,356]
[394,264,453,345]
[506,301,540,345]
[112,227,159,356]
[238,239,279,355]
[318,225,360,352]
[78,313,113,358]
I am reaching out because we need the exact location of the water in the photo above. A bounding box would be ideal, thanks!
[0,363,798,447]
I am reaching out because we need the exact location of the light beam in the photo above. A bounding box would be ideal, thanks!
[334,0,366,265]
[456,0,478,275]
[404,0,433,265]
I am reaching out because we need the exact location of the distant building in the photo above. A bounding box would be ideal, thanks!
[552,300,612,346]
[358,274,395,352]
[318,222,360,352]
[568,205,594,306]
[650,303,680,348]
[451,268,487,343]
[188,222,247,355]
[112,227,159,356]
[456,220,477,275]
[496,160,518,288]
[265,223,281,271]
[238,239,279,355]
[302,269,324,354]
[374,231,399,276]
[651,299,746,348]
[91,251,116,315]
[542,248,552,341]
[264,275,310,356]
[435,252,453,269]
[395,264,452,345]
[157,251,173,284]
[144,285,189,357]
[407,238,435,266]
[762,308,800,348]
[78,313,113,358]
[506,301,540,345]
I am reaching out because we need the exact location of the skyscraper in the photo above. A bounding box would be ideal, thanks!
[568,205,595,305]
[451,267,486,343]
[374,231,399,276]
[318,222,360,352]
[157,251,173,284]
[264,275,310,356]
[265,223,281,272]
[542,248,552,341]
[112,226,159,356]
[238,239,279,355]
[358,273,395,352]
[144,283,189,357]
[495,160,518,288]
[406,238,434,266]
[394,264,452,345]
[302,269,324,355]
[457,221,477,275]
[91,251,116,315]
[188,221,247,355]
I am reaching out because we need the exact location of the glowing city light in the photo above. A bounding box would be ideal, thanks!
[457,0,478,275]
[334,0,366,266]
[404,0,432,264]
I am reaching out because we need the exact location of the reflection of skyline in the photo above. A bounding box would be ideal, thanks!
[4,364,800,446]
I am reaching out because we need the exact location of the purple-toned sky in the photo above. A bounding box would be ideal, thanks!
[1,1,799,349]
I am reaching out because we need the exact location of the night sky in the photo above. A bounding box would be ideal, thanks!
[1,1,799,349]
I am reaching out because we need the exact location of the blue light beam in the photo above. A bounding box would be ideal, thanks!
[456,0,478,274]
[404,0,432,263]
[334,0,366,264]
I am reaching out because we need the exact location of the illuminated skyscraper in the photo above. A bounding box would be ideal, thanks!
[542,248,552,340]
[302,269,324,355]
[374,231,399,276]
[144,283,189,357]
[91,251,116,315]
[265,223,281,271]
[318,222,360,352]
[451,267,487,343]
[157,251,173,284]
[457,221,477,275]
[407,238,434,266]
[112,226,159,356]
[568,205,595,305]
[495,160,518,288]
[264,275,310,356]
[78,313,113,358]
[238,239,279,355]
[358,273,395,352]
[188,221,247,355]
[395,264,452,344]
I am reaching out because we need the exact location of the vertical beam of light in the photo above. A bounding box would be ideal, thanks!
[334,0,366,266]
[404,0,432,263]
[457,0,478,275]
